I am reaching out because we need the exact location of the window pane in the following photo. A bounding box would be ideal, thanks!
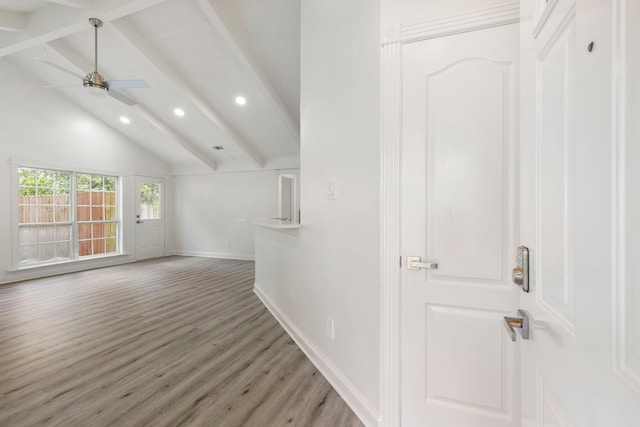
[19,205,36,224]
[78,240,91,257]
[56,242,72,260]
[19,245,37,265]
[53,171,71,192]
[92,223,104,239]
[77,191,90,205]
[91,175,104,190]
[139,182,161,220]
[78,223,91,240]
[104,177,116,191]
[106,222,117,237]
[77,206,90,221]
[38,226,55,243]
[38,243,55,262]
[92,206,104,221]
[20,226,38,244]
[37,206,54,223]
[77,174,90,191]
[19,168,37,187]
[106,238,117,253]
[105,191,116,206]
[56,225,71,241]
[55,205,70,222]
[93,239,105,255]
[105,206,117,220]
[91,191,104,206]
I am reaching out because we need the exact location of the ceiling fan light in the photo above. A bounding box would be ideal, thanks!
[83,85,109,98]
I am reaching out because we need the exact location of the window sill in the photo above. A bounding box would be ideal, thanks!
[7,253,131,273]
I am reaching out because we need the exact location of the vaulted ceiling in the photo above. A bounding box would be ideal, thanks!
[0,0,300,174]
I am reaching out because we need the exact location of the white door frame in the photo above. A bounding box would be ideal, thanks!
[379,3,520,426]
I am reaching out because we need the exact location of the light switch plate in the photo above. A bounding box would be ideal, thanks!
[328,180,337,200]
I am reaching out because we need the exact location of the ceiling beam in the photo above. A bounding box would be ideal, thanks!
[0,0,172,58]
[195,0,300,148]
[0,10,27,32]
[44,0,94,8]
[110,17,265,169]
[45,40,217,171]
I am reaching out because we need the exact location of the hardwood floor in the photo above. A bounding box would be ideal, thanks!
[0,257,364,427]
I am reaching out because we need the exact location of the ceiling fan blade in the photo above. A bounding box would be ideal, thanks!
[106,79,150,89]
[35,58,84,80]
[42,84,78,89]
[108,89,137,106]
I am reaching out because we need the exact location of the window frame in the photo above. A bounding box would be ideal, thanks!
[12,163,123,269]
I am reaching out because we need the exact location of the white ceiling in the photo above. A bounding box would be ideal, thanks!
[0,0,300,174]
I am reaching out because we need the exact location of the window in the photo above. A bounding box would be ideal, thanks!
[17,167,119,267]
[138,182,161,220]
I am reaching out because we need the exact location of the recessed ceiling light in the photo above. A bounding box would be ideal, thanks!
[120,116,130,124]
[174,108,185,117]
[235,96,246,105]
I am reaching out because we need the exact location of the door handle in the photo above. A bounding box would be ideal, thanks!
[504,309,530,342]
[407,256,438,270]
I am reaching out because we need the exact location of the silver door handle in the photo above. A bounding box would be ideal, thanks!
[407,256,438,270]
[504,309,529,342]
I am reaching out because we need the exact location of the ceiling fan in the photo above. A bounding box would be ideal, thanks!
[38,18,149,106]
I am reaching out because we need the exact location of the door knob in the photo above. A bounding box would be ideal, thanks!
[504,309,530,342]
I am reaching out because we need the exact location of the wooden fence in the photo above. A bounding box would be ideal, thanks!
[19,191,117,257]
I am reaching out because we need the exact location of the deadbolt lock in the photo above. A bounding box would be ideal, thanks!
[512,246,529,292]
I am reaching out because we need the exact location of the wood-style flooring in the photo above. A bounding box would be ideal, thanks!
[0,257,363,427]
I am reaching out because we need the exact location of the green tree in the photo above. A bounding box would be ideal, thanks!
[18,167,71,196]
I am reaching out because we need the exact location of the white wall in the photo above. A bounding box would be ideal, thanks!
[254,0,381,425]
[170,170,279,260]
[0,59,170,283]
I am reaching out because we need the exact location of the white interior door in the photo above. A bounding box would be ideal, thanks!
[518,0,640,425]
[401,23,520,426]
[135,176,164,260]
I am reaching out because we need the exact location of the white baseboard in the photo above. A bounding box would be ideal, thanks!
[168,250,255,261]
[254,282,379,427]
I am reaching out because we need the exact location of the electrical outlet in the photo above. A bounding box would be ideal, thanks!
[327,317,335,340]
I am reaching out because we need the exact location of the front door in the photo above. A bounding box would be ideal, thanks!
[135,176,164,260]
[518,0,640,425]
[401,23,520,426]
